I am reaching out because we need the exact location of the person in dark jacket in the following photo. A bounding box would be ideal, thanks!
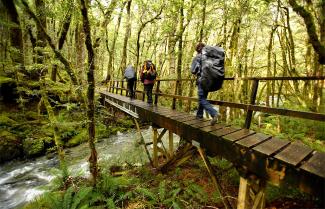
[140,60,157,105]
[124,65,136,100]
[191,43,218,125]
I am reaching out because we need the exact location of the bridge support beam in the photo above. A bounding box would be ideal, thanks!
[168,131,173,158]
[153,127,158,167]
[237,176,265,209]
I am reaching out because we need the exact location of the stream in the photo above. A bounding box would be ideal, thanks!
[0,127,178,209]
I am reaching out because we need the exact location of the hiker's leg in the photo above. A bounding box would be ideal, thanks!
[147,84,153,104]
[198,84,216,117]
[127,80,132,97]
[197,85,204,118]
[129,78,135,98]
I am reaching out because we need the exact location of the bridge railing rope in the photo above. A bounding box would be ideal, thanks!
[107,76,325,129]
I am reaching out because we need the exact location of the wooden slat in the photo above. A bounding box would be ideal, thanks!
[191,121,212,128]
[183,119,204,125]
[236,133,271,148]
[300,152,325,178]
[169,114,191,120]
[253,137,290,156]
[223,129,255,142]
[177,116,197,122]
[211,127,241,137]
[201,124,226,132]
[274,141,313,166]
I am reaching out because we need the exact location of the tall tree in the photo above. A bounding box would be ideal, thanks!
[80,0,99,186]
[288,0,325,64]
[120,0,132,75]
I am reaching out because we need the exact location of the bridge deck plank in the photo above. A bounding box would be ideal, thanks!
[183,119,206,125]
[191,120,211,128]
[211,127,241,137]
[253,137,290,156]
[274,141,313,166]
[236,133,271,148]
[176,116,197,122]
[223,129,255,142]
[300,152,325,178]
[201,124,226,132]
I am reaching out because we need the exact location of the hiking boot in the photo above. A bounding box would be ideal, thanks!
[196,116,203,120]
[210,115,218,125]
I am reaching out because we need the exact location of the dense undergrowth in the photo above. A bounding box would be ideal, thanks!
[23,153,318,209]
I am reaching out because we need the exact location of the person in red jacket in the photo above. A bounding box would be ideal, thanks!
[140,60,157,105]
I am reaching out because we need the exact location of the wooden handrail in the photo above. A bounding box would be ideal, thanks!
[109,76,325,82]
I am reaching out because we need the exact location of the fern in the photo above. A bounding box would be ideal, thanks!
[158,180,166,202]
[63,187,74,209]
[172,201,182,209]
[136,187,157,201]
[70,187,93,209]
[106,198,116,209]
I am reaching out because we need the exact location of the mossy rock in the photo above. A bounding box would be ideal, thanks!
[0,130,22,163]
[65,130,88,147]
[23,137,45,158]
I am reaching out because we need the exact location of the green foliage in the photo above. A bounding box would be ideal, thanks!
[23,137,45,157]
[26,186,94,209]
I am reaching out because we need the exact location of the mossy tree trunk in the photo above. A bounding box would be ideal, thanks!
[80,0,98,186]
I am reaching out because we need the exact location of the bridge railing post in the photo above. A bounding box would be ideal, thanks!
[134,80,138,99]
[244,79,259,129]
[154,80,160,105]
[115,81,119,94]
[172,80,179,110]
[121,80,124,95]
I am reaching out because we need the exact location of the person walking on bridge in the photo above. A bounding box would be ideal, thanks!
[140,60,157,106]
[191,43,218,125]
[124,65,136,100]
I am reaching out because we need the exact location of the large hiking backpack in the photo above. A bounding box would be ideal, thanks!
[200,46,225,92]
[124,65,136,80]
[140,60,157,83]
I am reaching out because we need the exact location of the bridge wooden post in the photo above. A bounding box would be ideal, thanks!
[153,127,158,167]
[244,79,259,129]
[134,81,137,99]
[168,131,173,157]
[115,81,119,94]
[121,80,124,95]
[154,80,160,105]
[237,176,266,209]
[109,80,112,92]
[172,80,179,110]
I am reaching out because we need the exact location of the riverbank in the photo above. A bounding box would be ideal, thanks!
[0,103,134,164]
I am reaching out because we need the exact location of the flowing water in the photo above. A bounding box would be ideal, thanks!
[0,128,179,209]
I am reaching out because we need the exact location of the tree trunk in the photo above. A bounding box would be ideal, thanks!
[52,8,72,81]
[2,0,25,75]
[199,0,207,42]
[80,0,98,186]
[106,3,125,82]
[176,0,184,108]
[120,0,132,76]
[288,0,325,64]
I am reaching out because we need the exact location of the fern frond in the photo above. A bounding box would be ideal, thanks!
[158,180,166,202]
[106,198,116,209]
[71,187,92,209]
[63,187,74,209]
[136,187,157,201]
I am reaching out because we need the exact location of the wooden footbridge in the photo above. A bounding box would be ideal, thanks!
[99,76,325,209]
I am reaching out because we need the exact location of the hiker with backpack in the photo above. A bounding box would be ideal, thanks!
[191,43,225,125]
[124,65,136,100]
[140,60,157,105]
